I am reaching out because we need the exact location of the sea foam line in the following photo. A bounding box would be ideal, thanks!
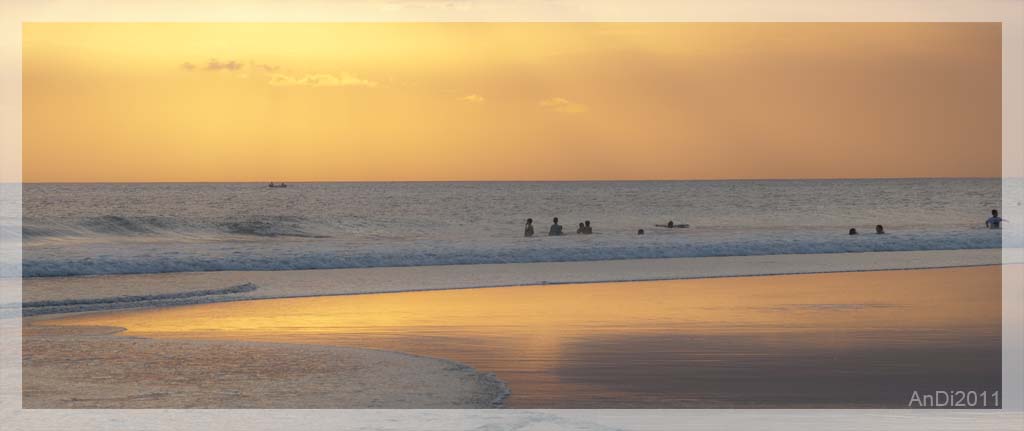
[21,283,259,308]
[11,283,259,317]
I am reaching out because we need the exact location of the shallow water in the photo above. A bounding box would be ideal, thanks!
[48,266,1002,408]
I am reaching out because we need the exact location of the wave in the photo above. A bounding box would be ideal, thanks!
[10,283,259,317]
[80,215,170,235]
[20,283,259,309]
[20,215,329,240]
[219,220,330,238]
[17,229,1007,277]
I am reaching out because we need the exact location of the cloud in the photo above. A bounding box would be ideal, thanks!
[539,97,588,114]
[459,94,485,103]
[180,59,281,75]
[205,59,243,71]
[251,62,280,73]
[177,59,375,88]
[267,73,378,88]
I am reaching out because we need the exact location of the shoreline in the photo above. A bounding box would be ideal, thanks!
[30,265,1004,409]
[17,248,1006,317]
[18,250,1007,408]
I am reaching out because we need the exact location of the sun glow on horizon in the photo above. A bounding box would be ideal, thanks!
[23,23,1000,182]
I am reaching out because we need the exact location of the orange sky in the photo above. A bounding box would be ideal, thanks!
[23,23,1000,182]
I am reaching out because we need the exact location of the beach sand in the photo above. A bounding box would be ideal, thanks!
[22,259,1005,409]
[19,249,1003,317]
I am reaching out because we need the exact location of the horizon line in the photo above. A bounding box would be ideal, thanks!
[10,175,1005,185]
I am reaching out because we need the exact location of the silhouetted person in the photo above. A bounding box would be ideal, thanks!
[637,229,645,235]
[986,209,1006,229]
[849,228,858,235]
[667,220,674,228]
[577,222,585,234]
[549,217,563,236]
[583,220,592,234]
[875,225,885,234]
[524,218,534,237]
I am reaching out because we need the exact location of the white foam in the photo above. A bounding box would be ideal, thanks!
[16,227,1010,277]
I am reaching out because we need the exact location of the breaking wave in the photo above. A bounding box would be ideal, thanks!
[22,215,330,240]
[17,227,1007,277]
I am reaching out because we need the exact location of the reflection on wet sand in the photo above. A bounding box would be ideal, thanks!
[47,266,1001,408]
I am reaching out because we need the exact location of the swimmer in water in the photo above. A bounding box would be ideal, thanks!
[549,217,563,236]
[583,220,593,234]
[875,225,885,234]
[849,228,858,235]
[986,209,1006,229]
[524,218,534,237]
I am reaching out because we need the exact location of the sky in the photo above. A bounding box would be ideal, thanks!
[23,23,1000,182]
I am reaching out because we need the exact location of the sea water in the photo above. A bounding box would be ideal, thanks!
[12,179,1005,277]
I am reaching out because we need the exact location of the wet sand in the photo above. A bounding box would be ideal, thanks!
[36,265,1002,408]
[18,249,1002,317]
[22,320,507,408]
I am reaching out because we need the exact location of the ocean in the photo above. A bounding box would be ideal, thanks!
[13,179,1005,278]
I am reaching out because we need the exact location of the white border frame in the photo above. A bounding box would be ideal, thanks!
[1,1,1021,429]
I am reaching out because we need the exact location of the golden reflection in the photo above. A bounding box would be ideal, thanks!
[44,267,1001,407]
[48,267,1000,353]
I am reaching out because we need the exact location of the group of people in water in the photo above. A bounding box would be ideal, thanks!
[523,217,683,237]
[526,209,1007,238]
[523,217,594,237]
[848,209,1007,235]
[848,225,886,235]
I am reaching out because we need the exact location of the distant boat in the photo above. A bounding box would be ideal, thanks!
[268,182,288,188]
